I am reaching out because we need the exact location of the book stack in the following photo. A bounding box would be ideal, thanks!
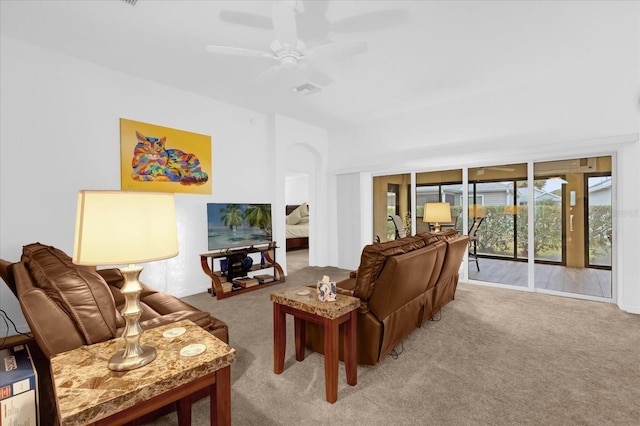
[232,276,259,288]
[254,274,275,284]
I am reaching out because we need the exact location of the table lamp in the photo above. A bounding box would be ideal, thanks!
[423,202,452,233]
[73,190,178,371]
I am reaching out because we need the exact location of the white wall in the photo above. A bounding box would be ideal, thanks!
[285,173,310,206]
[0,37,330,335]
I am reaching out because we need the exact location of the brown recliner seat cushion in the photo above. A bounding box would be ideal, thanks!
[21,242,118,346]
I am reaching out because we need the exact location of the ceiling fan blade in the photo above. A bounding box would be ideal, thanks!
[307,40,367,61]
[272,3,298,48]
[330,9,410,33]
[297,64,333,87]
[219,10,273,30]
[255,64,283,85]
[205,45,276,60]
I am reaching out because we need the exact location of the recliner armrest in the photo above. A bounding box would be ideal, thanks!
[337,277,357,296]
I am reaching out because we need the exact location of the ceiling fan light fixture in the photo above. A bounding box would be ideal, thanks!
[280,55,299,67]
[292,82,322,96]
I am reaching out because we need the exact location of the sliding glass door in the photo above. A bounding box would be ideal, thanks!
[533,156,612,298]
[415,169,462,234]
[467,164,528,286]
[371,156,613,301]
[373,174,411,242]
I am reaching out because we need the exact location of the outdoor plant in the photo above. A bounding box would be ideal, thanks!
[473,204,611,266]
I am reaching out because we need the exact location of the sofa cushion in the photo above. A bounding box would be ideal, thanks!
[354,236,426,301]
[21,243,117,345]
[416,228,460,245]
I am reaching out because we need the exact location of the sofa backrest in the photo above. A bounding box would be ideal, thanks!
[425,240,448,290]
[20,243,118,347]
[417,228,460,245]
[438,235,470,282]
[354,236,426,301]
[0,259,17,297]
[368,244,439,322]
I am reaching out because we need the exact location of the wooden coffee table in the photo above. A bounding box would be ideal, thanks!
[51,320,236,425]
[270,286,360,403]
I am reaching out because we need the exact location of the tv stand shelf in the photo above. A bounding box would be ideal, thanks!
[200,242,285,300]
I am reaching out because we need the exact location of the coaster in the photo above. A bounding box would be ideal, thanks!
[296,289,311,296]
[163,327,186,338]
[180,343,206,357]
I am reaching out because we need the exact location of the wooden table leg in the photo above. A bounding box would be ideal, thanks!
[323,317,339,403]
[211,365,231,426]
[344,310,358,386]
[177,396,191,425]
[273,303,286,374]
[294,316,306,362]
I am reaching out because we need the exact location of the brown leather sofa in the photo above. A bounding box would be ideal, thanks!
[0,242,229,425]
[305,230,468,366]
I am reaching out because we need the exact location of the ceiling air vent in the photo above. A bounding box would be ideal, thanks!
[121,0,138,6]
[291,82,322,96]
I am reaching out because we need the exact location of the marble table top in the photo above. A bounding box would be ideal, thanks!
[51,320,236,426]
[270,286,360,319]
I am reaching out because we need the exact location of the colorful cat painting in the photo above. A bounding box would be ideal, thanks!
[131,131,208,186]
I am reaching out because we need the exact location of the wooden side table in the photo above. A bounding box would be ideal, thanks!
[50,320,236,426]
[270,287,360,403]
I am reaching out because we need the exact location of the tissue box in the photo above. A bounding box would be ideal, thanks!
[0,345,38,426]
[316,281,337,302]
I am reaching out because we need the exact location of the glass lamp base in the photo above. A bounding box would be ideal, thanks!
[108,345,157,371]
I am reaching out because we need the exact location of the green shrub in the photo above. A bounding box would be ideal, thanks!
[472,204,611,266]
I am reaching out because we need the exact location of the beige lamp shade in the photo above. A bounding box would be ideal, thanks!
[73,190,179,266]
[423,202,452,224]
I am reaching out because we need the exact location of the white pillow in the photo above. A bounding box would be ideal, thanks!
[286,207,302,225]
[299,202,309,217]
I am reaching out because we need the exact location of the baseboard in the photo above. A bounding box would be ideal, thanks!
[617,302,640,314]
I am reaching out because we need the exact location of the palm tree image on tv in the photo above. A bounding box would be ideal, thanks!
[244,204,272,237]
[220,204,244,231]
[207,203,272,251]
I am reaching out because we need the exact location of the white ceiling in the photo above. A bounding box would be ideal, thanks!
[1,0,636,130]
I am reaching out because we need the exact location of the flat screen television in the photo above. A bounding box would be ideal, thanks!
[207,203,272,251]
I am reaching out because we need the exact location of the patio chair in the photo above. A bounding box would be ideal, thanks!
[389,214,407,239]
[468,217,484,271]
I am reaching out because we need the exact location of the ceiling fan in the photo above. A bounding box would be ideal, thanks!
[218,0,409,42]
[206,1,371,86]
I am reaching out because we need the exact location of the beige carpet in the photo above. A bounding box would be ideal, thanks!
[285,248,309,274]
[151,266,640,425]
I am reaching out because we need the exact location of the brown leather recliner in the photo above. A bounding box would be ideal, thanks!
[0,242,229,425]
[416,230,470,322]
[305,231,468,366]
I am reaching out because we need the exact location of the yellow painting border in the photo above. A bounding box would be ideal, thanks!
[120,118,212,194]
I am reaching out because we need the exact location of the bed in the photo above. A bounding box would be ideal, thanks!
[285,203,309,251]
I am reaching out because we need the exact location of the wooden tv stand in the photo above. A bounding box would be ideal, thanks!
[200,242,285,300]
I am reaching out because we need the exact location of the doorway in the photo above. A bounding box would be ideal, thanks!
[285,171,310,273]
